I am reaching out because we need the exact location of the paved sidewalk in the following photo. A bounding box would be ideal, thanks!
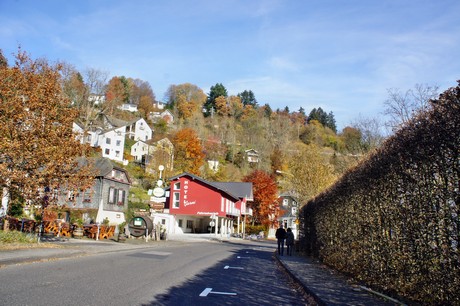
[276,253,403,306]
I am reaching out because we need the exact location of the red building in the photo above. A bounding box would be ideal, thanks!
[165,173,253,236]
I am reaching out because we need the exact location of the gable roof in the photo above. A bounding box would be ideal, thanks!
[78,157,131,183]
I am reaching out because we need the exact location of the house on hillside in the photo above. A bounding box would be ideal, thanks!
[130,140,150,162]
[125,118,152,141]
[50,157,131,225]
[153,101,165,110]
[158,173,253,237]
[130,137,174,176]
[149,110,174,124]
[88,94,105,105]
[245,149,260,163]
[119,103,138,112]
[100,126,126,163]
[73,114,153,163]
[277,193,299,239]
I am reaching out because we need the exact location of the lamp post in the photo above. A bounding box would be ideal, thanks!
[38,186,50,242]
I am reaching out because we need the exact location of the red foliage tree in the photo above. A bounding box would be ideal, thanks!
[243,170,280,227]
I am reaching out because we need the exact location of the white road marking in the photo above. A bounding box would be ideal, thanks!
[140,251,171,256]
[199,288,237,297]
[224,265,244,270]
[237,256,250,259]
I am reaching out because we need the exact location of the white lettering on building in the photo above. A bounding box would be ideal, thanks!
[184,200,196,207]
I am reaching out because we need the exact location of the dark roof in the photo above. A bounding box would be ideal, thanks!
[168,173,251,202]
[213,182,253,201]
[78,157,130,182]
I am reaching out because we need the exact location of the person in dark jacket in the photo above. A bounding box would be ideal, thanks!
[275,225,287,255]
[285,227,295,256]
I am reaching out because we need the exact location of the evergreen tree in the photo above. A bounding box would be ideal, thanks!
[204,83,227,117]
[237,90,258,108]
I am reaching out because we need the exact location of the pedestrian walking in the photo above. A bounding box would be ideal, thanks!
[285,227,294,256]
[275,224,287,255]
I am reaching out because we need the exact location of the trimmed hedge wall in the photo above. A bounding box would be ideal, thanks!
[300,81,460,304]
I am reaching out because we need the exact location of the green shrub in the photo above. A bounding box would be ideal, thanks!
[245,224,266,235]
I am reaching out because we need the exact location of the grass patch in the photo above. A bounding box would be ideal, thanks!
[0,230,37,244]
[0,230,64,250]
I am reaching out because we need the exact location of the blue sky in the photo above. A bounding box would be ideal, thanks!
[1,0,459,130]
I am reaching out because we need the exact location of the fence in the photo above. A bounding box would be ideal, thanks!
[300,81,459,304]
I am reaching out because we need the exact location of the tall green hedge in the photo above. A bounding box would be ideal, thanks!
[300,81,460,305]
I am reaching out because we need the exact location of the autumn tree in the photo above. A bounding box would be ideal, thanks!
[166,83,206,121]
[242,170,280,227]
[0,50,96,214]
[175,93,197,120]
[60,65,108,139]
[104,76,130,115]
[128,78,156,119]
[215,95,229,116]
[283,143,337,205]
[340,126,363,154]
[228,95,244,119]
[171,128,205,175]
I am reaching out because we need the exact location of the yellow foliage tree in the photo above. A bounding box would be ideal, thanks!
[0,49,96,212]
[284,143,337,205]
[171,128,205,175]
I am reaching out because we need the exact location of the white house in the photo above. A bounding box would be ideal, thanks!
[119,103,138,112]
[131,140,150,162]
[245,149,260,163]
[100,126,126,163]
[153,101,165,110]
[126,118,152,141]
[88,94,105,105]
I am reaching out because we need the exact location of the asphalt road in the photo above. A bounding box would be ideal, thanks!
[0,239,308,305]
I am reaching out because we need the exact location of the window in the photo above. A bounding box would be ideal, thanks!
[173,192,180,208]
[161,219,166,225]
[178,219,183,227]
[291,207,297,215]
[186,220,193,229]
[174,182,180,190]
[115,151,120,157]
[52,188,59,200]
[116,140,121,146]
[108,187,116,204]
[83,189,92,203]
[106,138,111,144]
[67,191,75,201]
[105,148,110,155]
[283,198,289,206]
[117,189,125,206]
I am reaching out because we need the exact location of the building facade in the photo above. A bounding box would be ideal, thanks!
[161,173,253,237]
